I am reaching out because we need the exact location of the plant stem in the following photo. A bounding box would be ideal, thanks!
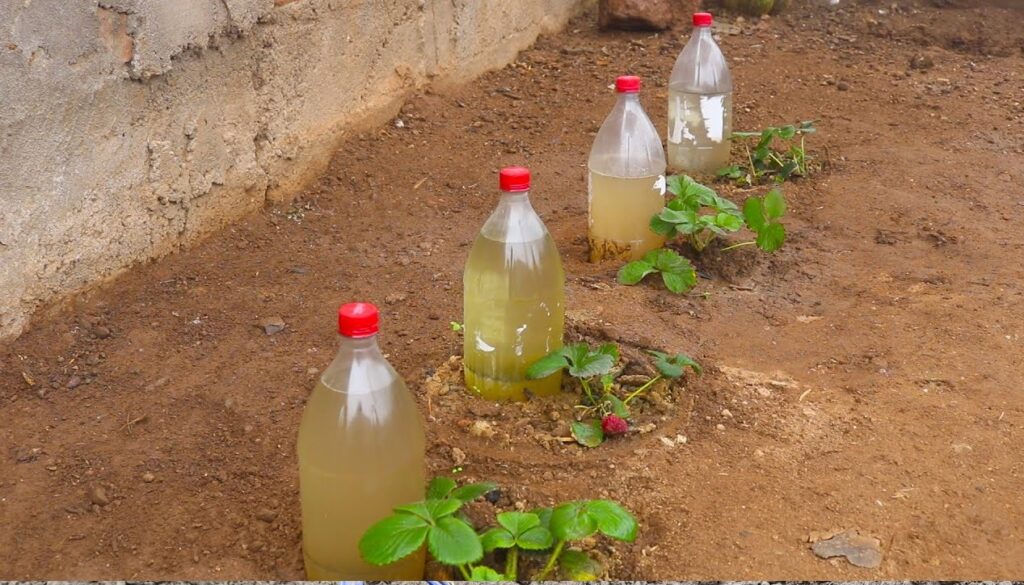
[623,375,663,405]
[580,379,595,404]
[721,240,756,252]
[459,564,471,580]
[535,540,565,580]
[505,547,518,580]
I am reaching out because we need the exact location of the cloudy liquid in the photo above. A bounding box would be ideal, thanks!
[588,170,667,262]
[667,90,733,174]
[463,233,564,401]
[298,375,425,579]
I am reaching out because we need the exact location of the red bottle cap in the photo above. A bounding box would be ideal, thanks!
[499,166,530,192]
[615,75,641,93]
[338,302,380,338]
[693,12,713,27]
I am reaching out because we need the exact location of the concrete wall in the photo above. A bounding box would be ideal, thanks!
[0,0,585,341]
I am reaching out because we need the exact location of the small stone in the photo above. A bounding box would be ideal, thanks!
[811,529,882,568]
[909,54,934,70]
[259,316,286,335]
[721,408,733,418]
[951,443,973,454]
[675,434,688,445]
[306,367,319,376]
[754,448,765,457]
[837,81,850,91]
[142,472,155,483]
[598,0,673,31]
[469,420,496,439]
[89,485,110,506]
[256,508,278,523]
[384,293,407,304]
[548,410,561,421]
[659,436,676,448]
[66,376,82,389]
[92,326,112,339]
[450,447,467,466]
[716,423,726,431]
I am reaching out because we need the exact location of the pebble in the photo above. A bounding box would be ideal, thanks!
[469,420,496,439]
[547,410,561,421]
[89,485,111,506]
[450,447,467,466]
[92,326,112,339]
[66,376,82,389]
[721,408,733,418]
[142,472,155,483]
[256,508,278,523]
[754,448,765,458]
[837,81,851,91]
[384,293,407,304]
[716,423,726,431]
[260,316,286,335]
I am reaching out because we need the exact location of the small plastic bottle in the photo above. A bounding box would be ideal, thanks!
[667,12,734,174]
[588,75,667,262]
[297,302,426,579]
[463,167,565,401]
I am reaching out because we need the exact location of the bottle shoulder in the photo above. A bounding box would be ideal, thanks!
[588,101,666,177]
[669,36,733,93]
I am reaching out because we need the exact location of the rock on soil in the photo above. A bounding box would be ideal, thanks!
[598,0,673,31]
[811,528,883,568]
[89,485,110,507]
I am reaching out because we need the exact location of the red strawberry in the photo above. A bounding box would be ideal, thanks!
[601,414,629,435]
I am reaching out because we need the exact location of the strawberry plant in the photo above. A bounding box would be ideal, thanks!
[618,176,788,294]
[527,343,701,448]
[359,476,638,580]
[718,120,816,186]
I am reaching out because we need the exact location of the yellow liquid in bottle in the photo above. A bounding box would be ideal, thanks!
[587,170,667,262]
[297,352,426,579]
[667,90,733,174]
[463,207,565,401]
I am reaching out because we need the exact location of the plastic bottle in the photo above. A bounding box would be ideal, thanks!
[463,167,565,401]
[588,75,667,262]
[297,302,426,579]
[667,12,734,174]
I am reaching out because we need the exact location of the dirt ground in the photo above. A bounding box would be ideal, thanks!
[2,0,1023,579]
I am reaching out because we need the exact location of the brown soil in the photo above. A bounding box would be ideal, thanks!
[2,0,1023,579]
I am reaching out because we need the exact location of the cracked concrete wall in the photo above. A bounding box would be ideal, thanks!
[0,0,587,341]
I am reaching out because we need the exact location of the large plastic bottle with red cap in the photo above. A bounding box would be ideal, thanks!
[297,302,425,579]
[667,12,734,174]
[587,75,667,262]
[463,167,565,401]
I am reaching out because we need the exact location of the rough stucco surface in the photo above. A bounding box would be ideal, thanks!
[0,0,585,341]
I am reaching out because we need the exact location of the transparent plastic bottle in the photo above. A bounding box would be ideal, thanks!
[297,302,426,580]
[463,167,565,401]
[667,12,734,174]
[588,75,667,262]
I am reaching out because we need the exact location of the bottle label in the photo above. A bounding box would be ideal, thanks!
[653,175,666,196]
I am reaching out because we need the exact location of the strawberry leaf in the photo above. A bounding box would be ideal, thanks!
[617,259,655,285]
[756,222,786,252]
[550,501,599,540]
[469,566,505,581]
[359,512,430,566]
[559,549,603,581]
[563,344,615,378]
[570,420,604,448]
[763,189,786,220]
[426,476,456,500]
[450,481,498,503]
[586,500,639,542]
[427,516,483,565]
[649,350,702,378]
[526,349,569,379]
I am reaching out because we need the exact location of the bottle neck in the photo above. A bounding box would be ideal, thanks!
[498,189,532,207]
[616,93,640,105]
[338,334,381,355]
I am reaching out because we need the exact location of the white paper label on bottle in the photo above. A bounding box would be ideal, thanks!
[700,95,726,143]
[653,175,666,195]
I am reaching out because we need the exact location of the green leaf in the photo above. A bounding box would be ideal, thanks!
[617,260,655,285]
[427,516,483,565]
[665,174,686,197]
[559,549,603,580]
[661,268,697,294]
[563,344,615,378]
[649,351,702,377]
[586,500,639,542]
[777,125,797,139]
[649,214,677,237]
[394,499,463,521]
[495,511,554,550]
[743,197,766,232]
[497,511,540,534]
[570,420,604,448]
[427,477,457,500]
[756,222,786,252]
[359,513,430,566]
[517,524,554,550]
[763,190,786,220]
[533,507,554,531]
[606,394,630,418]
[480,527,516,552]
[596,343,619,362]
[714,212,744,232]
[451,481,498,503]
[526,349,568,380]
[550,501,598,541]
[469,566,505,582]
[600,373,614,393]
